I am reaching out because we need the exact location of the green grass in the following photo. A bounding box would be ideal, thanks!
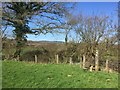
[2,60,118,88]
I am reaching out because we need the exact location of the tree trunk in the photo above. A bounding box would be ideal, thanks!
[14,48,21,61]
[14,28,26,61]
[95,49,99,71]
[14,39,22,61]
[65,33,68,46]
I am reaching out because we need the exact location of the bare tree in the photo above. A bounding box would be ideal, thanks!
[74,14,117,69]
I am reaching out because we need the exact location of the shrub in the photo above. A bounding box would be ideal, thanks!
[20,48,52,63]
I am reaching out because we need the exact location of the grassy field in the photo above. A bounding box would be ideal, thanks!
[2,60,118,88]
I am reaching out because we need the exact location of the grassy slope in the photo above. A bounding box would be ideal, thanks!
[2,61,118,88]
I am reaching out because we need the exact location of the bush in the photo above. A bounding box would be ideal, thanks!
[20,48,53,63]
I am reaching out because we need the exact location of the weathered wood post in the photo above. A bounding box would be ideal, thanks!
[7,54,10,59]
[35,55,38,63]
[79,56,83,68]
[55,54,59,64]
[78,56,80,61]
[16,55,20,61]
[69,56,73,65]
[105,59,109,72]
[90,65,93,72]
[95,49,99,71]
[83,54,86,69]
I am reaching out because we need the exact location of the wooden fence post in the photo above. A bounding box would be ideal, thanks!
[90,65,93,72]
[80,56,83,68]
[83,54,86,69]
[16,55,20,61]
[69,57,73,65]
[35,55,37,63]
[7,54,10,59]
[78,56,80,61]
[95,49,99,71]
[55,54,59,64]
[105,59,109,72]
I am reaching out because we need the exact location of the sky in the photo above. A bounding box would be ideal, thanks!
[4,2,118,42]
[26,2,118,42]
